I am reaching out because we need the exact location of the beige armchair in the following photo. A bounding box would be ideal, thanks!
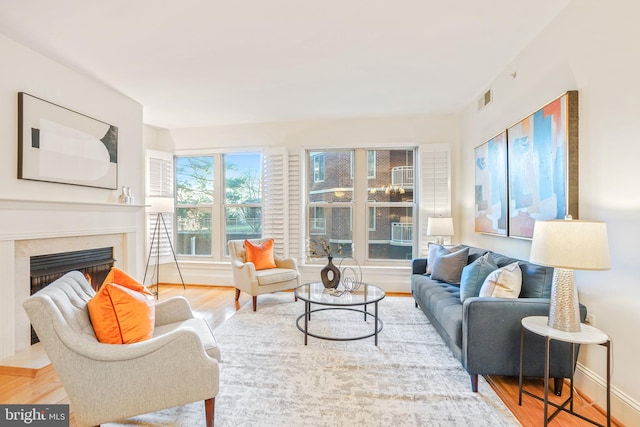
[23,271,220,427]
[228,238,300,311]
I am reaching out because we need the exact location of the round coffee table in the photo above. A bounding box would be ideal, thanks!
[294,281,385,346]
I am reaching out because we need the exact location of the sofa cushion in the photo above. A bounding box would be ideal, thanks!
[431,247,469,284]
[256,268,298,286]
[460,253,498,302]
[478,261,522,298]
[464,246,489,264]
[519,263,554,298]
[426,244,461,275]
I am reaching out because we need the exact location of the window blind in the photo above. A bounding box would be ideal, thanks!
[418,143,451,256]
[262,147,288,257]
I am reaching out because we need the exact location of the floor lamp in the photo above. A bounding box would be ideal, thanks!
[529,218,610,332]
[144,212,185,298]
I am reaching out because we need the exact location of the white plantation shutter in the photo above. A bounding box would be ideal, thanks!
[262,147,289,257]
[147,150,173,197]
[418,143,451,256]
[147,212,174,259]
[288,154,302,261]
[145,150,175,263]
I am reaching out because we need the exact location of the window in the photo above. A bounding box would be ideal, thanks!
[368,207,376,231]
[367,150,377,178]
[224,153,262,245]
[175,152,262,258]
[307,150,353,257]
[366,149,414,260]
[312,153,325,183]
[175,156,214,256]
[306,148,415,263]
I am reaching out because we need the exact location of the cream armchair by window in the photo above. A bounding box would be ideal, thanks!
[228,238,300,311]
[23,271,220,427]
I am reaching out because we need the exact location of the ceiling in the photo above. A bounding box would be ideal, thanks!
[0,1,569,129]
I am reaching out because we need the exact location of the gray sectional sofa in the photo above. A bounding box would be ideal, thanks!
[411,244,587,393]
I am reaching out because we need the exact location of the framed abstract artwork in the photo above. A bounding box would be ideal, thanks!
[18,92,118,189]
[507,91,579,239]
[474,131,508,236]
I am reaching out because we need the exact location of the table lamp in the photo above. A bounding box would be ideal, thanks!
[427,217,454,245]
[529,217,610,332]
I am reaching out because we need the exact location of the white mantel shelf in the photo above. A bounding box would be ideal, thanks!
[0,198,148,211]
[0,199,147,241]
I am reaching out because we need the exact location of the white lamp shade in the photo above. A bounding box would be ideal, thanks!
[427,217,454,236]
[529,219,610,270]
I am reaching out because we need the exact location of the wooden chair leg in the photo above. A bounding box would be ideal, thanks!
[252,296,257,311]
[235,288,240,301]
[205,397,215,427]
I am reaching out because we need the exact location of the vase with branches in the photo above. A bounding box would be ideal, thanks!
[309,237,342,289]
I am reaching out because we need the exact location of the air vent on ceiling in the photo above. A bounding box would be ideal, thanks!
[477,89,492,110]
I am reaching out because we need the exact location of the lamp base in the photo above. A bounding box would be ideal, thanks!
[548,268,581,332]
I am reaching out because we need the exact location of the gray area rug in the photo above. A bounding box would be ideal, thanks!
[107,294,519,426]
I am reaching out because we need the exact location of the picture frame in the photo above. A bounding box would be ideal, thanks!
[507,91,578,239]
[474,131,508,236]
[18,92,118,189]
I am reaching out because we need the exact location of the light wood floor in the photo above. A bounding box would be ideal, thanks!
[0,285,620,426]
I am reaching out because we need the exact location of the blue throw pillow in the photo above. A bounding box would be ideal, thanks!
[459,252,497,302]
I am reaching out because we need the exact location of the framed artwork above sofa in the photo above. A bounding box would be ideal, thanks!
[507,91,579,239]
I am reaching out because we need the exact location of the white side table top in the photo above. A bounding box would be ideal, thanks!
[522,316,609,345]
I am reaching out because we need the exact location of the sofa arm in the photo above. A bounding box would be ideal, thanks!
[412,258,428,275]
[462,297,587,378]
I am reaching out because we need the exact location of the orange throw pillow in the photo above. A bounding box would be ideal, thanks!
[88,268,155,344]
[245,239,277,270]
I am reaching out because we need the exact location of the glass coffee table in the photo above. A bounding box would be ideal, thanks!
[294,281,385,346]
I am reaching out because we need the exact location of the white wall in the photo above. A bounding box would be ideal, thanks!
[459,1,640,424]
[0,33,144,205]
[168,114,458,152]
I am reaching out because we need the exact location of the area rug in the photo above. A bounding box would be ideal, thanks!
[107,294,519,426]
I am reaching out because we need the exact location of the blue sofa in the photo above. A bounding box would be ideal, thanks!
[411,245,587,393]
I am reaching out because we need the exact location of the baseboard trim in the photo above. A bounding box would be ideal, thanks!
[0,342,51,378]
[575,362,640,426]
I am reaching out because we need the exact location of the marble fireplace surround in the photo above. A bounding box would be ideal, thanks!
[0,199,145,360]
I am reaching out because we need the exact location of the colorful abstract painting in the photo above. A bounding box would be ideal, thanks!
[475,131,507,236]
[507,91,578,239]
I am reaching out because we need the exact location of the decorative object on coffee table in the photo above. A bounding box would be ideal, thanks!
[320,256,341,289]
[338,257,362,292]
[309,237,342,289]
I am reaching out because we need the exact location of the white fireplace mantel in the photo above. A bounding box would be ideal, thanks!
[0,198,147,359]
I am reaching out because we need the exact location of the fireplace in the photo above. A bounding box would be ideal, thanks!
[29,247,116,344]
[0,198,145,360]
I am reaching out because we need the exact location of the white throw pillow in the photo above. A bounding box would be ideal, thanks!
[478,261,522,298]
